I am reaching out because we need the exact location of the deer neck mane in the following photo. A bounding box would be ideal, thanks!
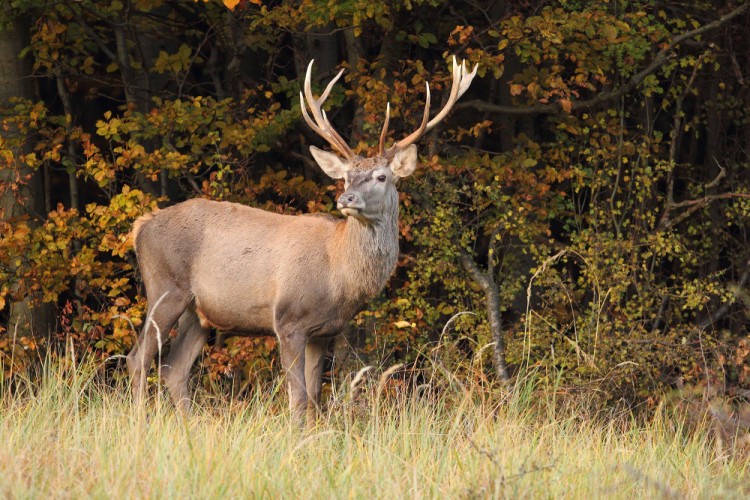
[329,199,399,302]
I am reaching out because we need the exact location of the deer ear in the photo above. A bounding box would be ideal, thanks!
[310,146,349,179]
[389,144,418,178]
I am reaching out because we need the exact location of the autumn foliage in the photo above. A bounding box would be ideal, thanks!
[1,0,749,410]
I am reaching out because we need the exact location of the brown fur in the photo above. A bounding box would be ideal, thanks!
[130,209,159,249]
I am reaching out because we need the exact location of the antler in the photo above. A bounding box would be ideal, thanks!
[382,56,478,157]
[377,103,391,156]
[300,60,356,159]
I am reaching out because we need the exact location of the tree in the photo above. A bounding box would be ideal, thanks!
[0,0,749,409]
[0,10,54,340]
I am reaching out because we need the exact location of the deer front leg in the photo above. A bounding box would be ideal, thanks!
[161,309,209,416]
[277,330,307,423]
[126,290,189,406]
[305,337,331,423]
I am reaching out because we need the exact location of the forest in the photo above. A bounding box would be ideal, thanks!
[2,0,750,416]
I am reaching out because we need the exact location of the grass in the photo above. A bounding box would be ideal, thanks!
[0,359,747,499]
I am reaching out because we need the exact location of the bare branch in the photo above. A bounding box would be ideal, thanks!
[658,159,743,232]
[658,56,708,230]
[663,192,750,230]
[66,5,118,63]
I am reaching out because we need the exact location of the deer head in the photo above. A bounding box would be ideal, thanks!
[300,57,478,223]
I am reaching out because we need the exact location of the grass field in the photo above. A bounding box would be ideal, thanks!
[0,360,747,499]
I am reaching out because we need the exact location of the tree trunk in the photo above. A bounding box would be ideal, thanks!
[0,13,55,338]
[343,29,365,143]
[55,68,79,210]
[112,12,161,198]
[459,251,510,381]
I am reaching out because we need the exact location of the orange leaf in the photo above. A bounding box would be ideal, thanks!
[223,0,240,10]
[559,98,572,113]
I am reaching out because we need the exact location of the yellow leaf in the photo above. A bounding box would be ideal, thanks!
[393,320,413,329]
[602,25,617,42]
[510,83,524,96]
[223,0,240,10]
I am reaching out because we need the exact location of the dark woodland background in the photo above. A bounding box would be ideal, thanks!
[1,0,750,410]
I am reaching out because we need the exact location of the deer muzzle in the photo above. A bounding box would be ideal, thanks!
[337,192,364,217]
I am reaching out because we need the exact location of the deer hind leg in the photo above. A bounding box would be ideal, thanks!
[126,289,190,405]
[305,337,331,423]
[161,308,209,415]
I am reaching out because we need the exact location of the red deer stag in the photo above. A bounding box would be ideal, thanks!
[127,57,477,419]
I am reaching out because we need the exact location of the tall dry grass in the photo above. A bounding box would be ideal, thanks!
[0,357,747,499]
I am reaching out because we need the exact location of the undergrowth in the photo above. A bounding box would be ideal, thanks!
[0,354,748,498]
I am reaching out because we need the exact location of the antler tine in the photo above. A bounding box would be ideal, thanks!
[300,91,325,135]
[301,60,355,159]
[318,67,344,103]
[320,108,355,158]
[390,82,431,153]
[426,57,460,126]
[387,56,478,156]
[378,102,391,156]
[458,59,478,96]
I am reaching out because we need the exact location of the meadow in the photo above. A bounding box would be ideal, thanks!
[1,358,746,499]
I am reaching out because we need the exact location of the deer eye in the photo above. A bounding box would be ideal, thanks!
[377,174,387,182]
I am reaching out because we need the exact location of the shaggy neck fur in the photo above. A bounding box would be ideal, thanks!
[328,187,399,302]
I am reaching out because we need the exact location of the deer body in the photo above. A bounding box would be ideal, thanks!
[134,197,398,336]
[127,57,476,420]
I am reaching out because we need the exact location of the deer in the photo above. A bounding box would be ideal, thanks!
[126,57,477,421]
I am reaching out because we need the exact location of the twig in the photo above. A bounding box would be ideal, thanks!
[523,249,568,365]
[658,53,706,230]
[658,157,746,231]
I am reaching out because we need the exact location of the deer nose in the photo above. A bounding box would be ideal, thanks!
[337,193,359,209]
